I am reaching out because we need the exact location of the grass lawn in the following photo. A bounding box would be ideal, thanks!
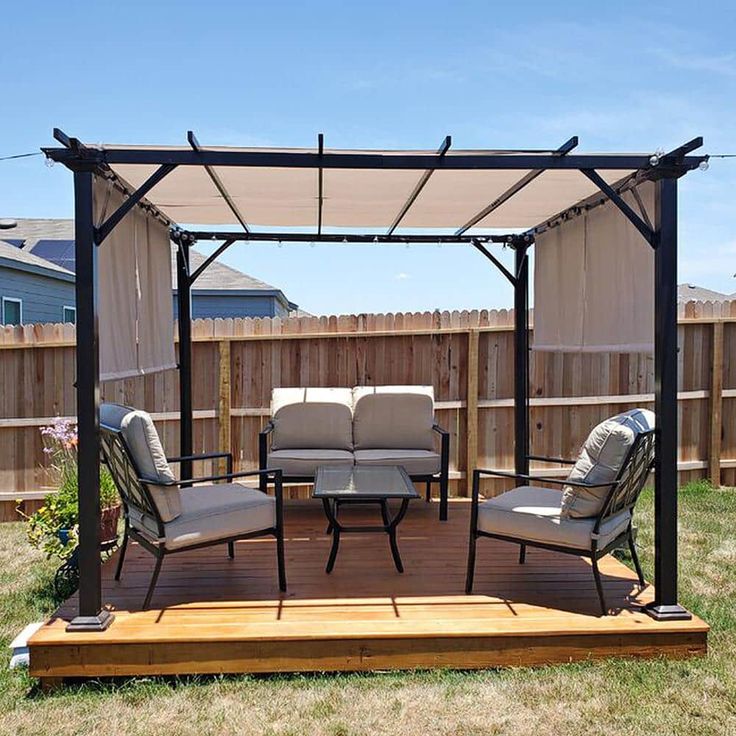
[0,482,734,736]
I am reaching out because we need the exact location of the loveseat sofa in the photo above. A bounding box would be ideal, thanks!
[259,386,450,519]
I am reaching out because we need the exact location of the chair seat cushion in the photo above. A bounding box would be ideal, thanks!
[267,449,354,477]
[353,449,441,476]
[477,486,631,551]
[130,484,276,551]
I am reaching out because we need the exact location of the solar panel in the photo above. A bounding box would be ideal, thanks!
[1,239,25,248]
[31,239,76,272]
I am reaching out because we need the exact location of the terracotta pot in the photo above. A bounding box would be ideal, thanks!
[99,504,122,545]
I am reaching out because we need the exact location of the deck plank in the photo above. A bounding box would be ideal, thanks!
[29,501,708,677]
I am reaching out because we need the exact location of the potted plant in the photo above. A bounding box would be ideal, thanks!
[25,418,121,560]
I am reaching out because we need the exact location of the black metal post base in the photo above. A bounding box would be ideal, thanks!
[643,602,692,621]
[66,609,115,632]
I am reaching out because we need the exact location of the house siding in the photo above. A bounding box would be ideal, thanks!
[173,294,285,320]
[0,267,76,324]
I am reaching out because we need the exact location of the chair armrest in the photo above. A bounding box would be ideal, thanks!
[260,421,275,437]
[527,454,577,466]
[167,451,233,464]
[432,423,449,436]
[148,468,282,487]
[474,468,614,489]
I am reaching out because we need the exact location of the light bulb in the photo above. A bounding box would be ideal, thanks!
[44,156,55,168]
[649,154,660,166]
[699,160,710,171]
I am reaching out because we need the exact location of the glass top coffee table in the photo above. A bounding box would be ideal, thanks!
[313,465,420,574]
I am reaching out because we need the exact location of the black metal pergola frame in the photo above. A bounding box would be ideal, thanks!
[43,129,707,632]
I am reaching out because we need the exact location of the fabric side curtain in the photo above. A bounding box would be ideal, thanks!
[533,180,655,353]
[95,176,176,380]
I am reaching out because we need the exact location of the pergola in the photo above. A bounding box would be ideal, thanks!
[43,129,708,633]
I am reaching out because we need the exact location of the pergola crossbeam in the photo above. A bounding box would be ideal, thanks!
[455,136,579,235]
[187,131,251,233]
[387,135,451,235]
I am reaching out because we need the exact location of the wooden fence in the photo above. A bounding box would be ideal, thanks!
[1,300,735,520]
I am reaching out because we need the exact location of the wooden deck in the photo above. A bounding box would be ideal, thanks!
[29,501,708,680]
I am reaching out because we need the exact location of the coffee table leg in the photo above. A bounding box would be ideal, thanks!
[384,498,410,573]
[322,499,341,573]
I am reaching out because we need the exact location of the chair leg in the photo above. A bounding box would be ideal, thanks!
[114,526,129,581]
[439,473,449,521]
[227,541,235,559]
[591,556,607,616]
[518,543,526,564]
[465,533,477,594]
[143,554,164,610]
[276,530,287,592]
[628,534,646,587]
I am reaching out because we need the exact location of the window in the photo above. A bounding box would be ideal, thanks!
[62,306,76,324]
[2,297,22,325]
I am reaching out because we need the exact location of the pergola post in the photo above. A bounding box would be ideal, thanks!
[176,239,194,481]
[514,242,530,477]
[66,168,113,632]
[646,176,691,621]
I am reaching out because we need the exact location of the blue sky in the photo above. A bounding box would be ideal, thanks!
[1,0,734,314]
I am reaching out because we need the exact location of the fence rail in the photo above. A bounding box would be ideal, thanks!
[2,299,735,519]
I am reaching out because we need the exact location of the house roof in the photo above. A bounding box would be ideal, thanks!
[677,283,733,302]
[0,218,297,306]
[0,238,75,281]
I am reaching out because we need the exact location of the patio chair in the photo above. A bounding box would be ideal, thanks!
[465,409,655,615]
[99,403,286,609]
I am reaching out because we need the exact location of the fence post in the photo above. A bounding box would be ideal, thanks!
[708,321,724,487]
[465,329,479,496]
[218,340,232,475]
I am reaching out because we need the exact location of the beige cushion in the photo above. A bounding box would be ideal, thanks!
[129,483,275,551]
[267,449,354,477]
[352,386,435,451]
[477,486,631,551]
[354,449,440,475]
[270,388,353,451]
[100,403,180,522]
[562,408,655,518]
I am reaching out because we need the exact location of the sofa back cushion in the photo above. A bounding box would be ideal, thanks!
[99,403,181,522]
[352,386,435,451]
[561,408,655,519]
[270,388,354,451]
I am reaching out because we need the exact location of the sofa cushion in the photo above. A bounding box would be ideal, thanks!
[100,402,180,522]
[477,485,631,551]
[130,483,275,551]
[354,449,441,476]
[270,388,353,451]
[352,386,435,451]
[561,408,655,519]
[267,449,354,477]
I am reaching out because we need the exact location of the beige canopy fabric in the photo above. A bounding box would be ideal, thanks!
[102,145,639,231]
[533,181,655,353]
[94,177,176,380]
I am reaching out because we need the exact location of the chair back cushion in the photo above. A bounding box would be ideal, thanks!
[100,403,180,522]
[561,408,655,519]
[352,386,435,451]
[270,388,353,451]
